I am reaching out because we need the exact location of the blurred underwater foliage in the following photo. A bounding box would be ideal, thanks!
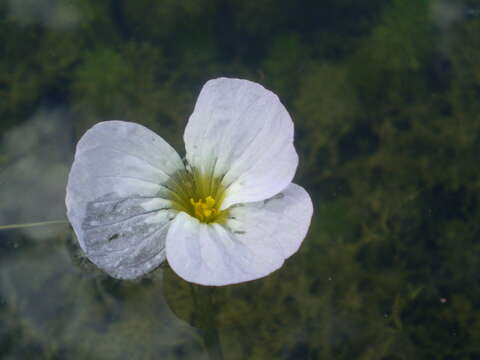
[1,0,480,359]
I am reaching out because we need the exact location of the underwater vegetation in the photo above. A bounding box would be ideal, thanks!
[1,0,480,358]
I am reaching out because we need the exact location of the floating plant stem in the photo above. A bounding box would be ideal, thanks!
[202,325,224,360]
[0,220,67,230]
[189,284,224,360]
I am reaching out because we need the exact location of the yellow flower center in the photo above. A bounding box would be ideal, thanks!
[190,196,217,222]
[166,168,228,224]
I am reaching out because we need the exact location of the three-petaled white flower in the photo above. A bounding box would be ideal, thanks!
[66,78,313,286]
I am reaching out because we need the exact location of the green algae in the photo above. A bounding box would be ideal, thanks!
[1,0,480,358]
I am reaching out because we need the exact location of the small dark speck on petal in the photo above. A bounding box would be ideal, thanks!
[108,233,119,242]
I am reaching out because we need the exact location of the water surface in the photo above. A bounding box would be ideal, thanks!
[1,1,479,359]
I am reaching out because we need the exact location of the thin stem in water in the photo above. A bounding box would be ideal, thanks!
[0,220,68,230]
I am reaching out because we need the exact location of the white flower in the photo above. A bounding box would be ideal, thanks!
[66,78,313,286]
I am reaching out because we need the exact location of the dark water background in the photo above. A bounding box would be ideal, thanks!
[1,0,480,359]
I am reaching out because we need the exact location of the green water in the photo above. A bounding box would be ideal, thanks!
[1,0,480,359]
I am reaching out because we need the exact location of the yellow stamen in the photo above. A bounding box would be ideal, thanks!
[190,196,218,222]
[167,168,229,224]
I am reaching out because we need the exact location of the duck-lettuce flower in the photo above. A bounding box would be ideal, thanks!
[66,78,313,286]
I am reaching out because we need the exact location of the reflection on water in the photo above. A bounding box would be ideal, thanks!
[0,110,71,240]
[6,0,81,29]
[2,0,480,358]
[0,231,207,359]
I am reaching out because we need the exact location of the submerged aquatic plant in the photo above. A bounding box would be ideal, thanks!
[66,78,312,286]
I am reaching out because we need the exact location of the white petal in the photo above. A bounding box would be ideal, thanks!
[229,183,313,259]
[184,78,298,209]
[166,183,312,286]
[66,121,184,279]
